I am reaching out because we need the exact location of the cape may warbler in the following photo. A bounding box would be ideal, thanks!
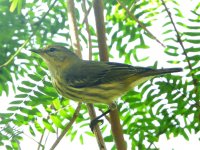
[31,45,182,105]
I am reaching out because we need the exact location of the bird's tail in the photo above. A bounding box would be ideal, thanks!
[142,68,182,76]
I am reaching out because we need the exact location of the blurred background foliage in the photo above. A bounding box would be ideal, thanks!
[0,0,199,149]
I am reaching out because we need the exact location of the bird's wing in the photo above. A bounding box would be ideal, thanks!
[64,61,153,88]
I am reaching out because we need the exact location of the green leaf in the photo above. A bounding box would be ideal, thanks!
[20,107,42,117]
[9,0,18,12]
[59,109,68,118]
[15,94,28,98]
[174,8,184,18]
[22,81,36,87]
[34,121,44,133]
[0,113,13,118]
[8,106,19,111]
[184,32,200,36]
[70,130,77,141]
[18,87,32,93]
[79,134,84,144]
[164,49,178,56]
[10,100,23,104]
[186,47,200,52]
[38,86,58,97]
[6,145,13,150]
[52,99,61,110]
[163,29,173,35]
[43,80,53,87]
[162,21,171,27]
[167,45,178,50]
[178,22,200,29]
[42,119,56,133]
[29,125,36,136]
[188,55,199,61]
[28,74,42,81]
[104,135,113,142]
[50,115,64,129]
[84,131,94,137]
[17,0,23,14]
[181,129,189,141]
[123,114,132,126]
[185,39,200,44]
[167,60,180,64]
[15,113,28,123]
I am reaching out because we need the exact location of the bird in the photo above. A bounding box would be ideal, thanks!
[30,45,182,130]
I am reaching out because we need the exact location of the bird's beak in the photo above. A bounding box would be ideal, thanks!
[30,49,43,54]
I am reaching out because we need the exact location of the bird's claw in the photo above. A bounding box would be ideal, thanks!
[90,118,104,132]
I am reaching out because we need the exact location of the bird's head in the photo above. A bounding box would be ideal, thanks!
[31,45,80,64]
[31,45,79,61]
[30,45,81,74]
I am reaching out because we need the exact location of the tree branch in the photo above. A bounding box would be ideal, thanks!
[161,0,198,96]
[82,0,107,148]
[50,103,82,150]
[0,0,58,68]
[93,0,109,61]
[93,0,127,149]
[82,0,92,60]
[37,129,45,150]
[87,104,107,150]
[67,0,82,58]
[66,0,106,149]
[117,0,165,48]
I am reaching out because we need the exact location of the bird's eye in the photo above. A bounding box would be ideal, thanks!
[49,47,56,52]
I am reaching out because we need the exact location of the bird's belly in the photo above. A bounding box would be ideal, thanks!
[52,76,154,104]
[52,79,126,104]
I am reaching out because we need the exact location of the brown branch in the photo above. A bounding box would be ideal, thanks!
[0,0,58,68]
[109,104,127,150]
[81,5,92,27]
[44,131,50,148]
[87,104,107,150]
[82,0,107,148]
[67,0,82,58]
[93,0,126,149]
[93,0,109,61]
[82,0,92,60]
[160,0,198,94]
[37,130,45,150]
[67,0,106,149]
[117,0,165,48]
[22,131,43,147]
[50,103,82,150]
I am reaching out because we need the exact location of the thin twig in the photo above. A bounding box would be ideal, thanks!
[0,0,58,68]
[49,103,82,150]
[147,114,176,149]
[37,130,45,150]
[22,131,43,147]
[82,0,93,61]
[80,1,94,27]
[117,0,165,48]
[0,38,30,68]
[44,131,50,148]
[160,0,198,95]
[67,0,82,57]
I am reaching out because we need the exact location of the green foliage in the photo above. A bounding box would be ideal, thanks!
[0,0,199,149]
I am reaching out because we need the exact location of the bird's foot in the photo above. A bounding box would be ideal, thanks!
[90,109,111,132]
